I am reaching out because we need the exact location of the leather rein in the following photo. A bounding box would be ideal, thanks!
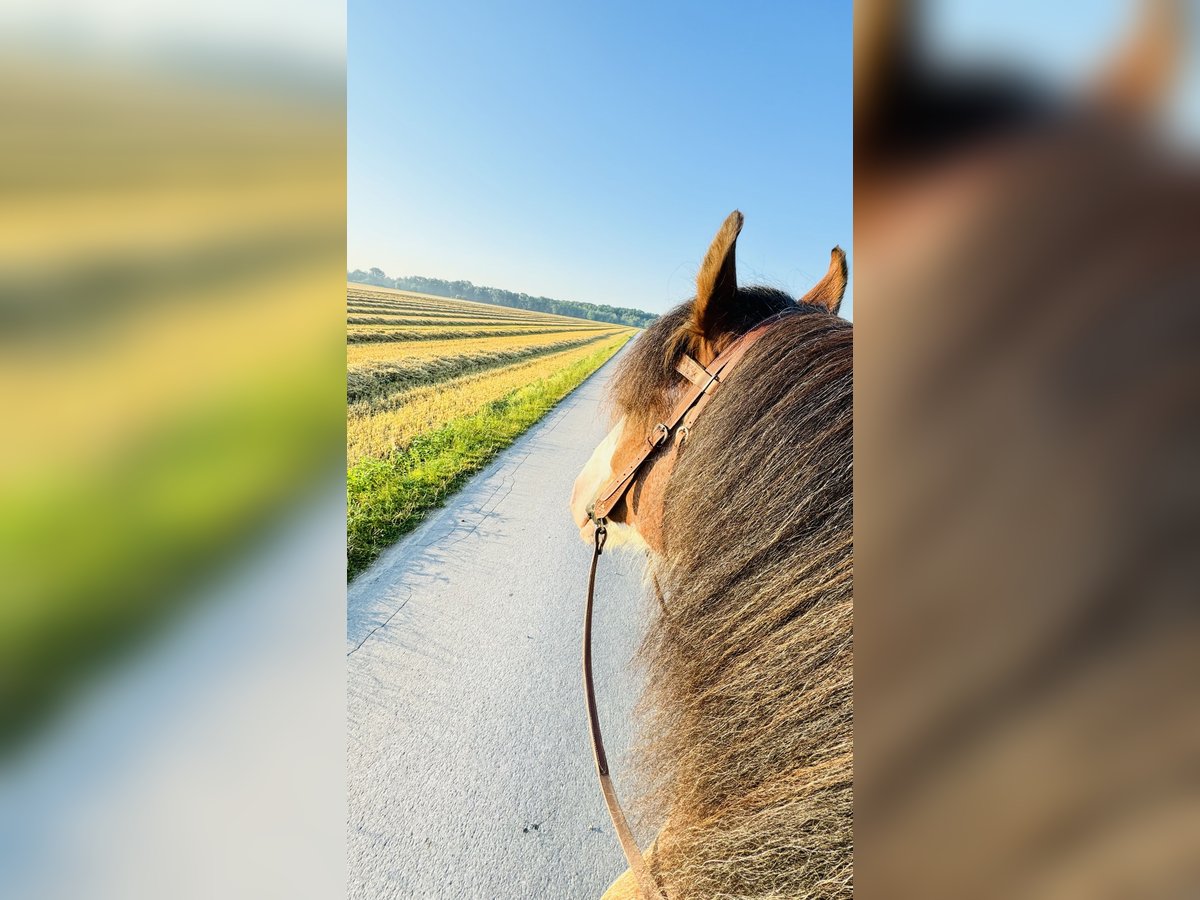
[581,316,781,900]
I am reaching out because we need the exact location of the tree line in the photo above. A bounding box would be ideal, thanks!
[348,267,656,328]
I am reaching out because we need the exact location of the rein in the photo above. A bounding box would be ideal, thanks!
[581,316,781,900]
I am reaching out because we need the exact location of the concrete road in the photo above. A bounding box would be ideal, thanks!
[347,351,653,900]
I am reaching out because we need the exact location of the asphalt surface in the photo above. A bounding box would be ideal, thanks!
[347,350,653,900]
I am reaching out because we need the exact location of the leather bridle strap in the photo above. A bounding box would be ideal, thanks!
[583,523,666,900]
[589,316,781,522]
[581,315,784,900]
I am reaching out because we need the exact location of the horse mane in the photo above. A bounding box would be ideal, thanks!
[613,299,854,899]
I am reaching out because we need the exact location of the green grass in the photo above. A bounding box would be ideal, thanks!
[1,363,342,749]
[346,338,626,579]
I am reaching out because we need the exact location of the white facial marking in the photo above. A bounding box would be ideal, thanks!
[569,417,626,535]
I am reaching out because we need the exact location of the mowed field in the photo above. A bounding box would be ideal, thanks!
[346,285,635,576]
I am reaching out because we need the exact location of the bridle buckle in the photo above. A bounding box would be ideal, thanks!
[648,422,670,448]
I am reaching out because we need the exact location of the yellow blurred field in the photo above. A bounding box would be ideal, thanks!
[1,57,344,745]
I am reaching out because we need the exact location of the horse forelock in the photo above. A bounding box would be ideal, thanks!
[610,287,800,436]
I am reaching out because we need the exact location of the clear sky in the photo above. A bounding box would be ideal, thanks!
[348,1,852,317]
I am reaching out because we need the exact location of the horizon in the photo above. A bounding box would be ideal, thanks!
[348,265,657,317]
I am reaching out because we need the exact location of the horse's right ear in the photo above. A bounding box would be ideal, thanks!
[1090,0,1182,117]
[691,210,744,340]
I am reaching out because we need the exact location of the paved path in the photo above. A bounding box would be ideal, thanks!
[347,351,652,900]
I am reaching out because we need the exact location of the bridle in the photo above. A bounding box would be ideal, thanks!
[581,314,784,900]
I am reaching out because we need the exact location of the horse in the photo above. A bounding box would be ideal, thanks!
[570,211,853,900]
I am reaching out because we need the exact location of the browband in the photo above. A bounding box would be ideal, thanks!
[589,315,782,523]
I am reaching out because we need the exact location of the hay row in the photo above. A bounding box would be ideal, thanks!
[347,287,590,325]
[346,328,623,367]
[346,300,572,325]
[346,314,585,328]
[346,324,618,344]
[346,331,624,404]
[347,333,630,466]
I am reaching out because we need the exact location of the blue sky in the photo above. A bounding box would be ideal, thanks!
[348,2,852,317]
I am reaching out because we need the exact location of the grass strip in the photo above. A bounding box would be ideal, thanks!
[1,365,340,748]
[346,336,627,579]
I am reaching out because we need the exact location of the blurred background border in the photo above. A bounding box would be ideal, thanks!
[0,1,347,897]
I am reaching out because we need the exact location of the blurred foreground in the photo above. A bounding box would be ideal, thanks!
[0,6,345,897]
[857,2,1199,898]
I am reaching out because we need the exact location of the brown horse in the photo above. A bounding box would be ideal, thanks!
[570,211,853,900]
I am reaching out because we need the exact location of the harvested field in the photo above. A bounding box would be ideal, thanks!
[346,285,637,576]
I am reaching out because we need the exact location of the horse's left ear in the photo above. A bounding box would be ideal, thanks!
[692,210,744,339]
[799,246,848,314]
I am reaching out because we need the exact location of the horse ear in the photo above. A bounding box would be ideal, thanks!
[1090,0,1182,117]
[799,247,848,314]
[693,210,744,338]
